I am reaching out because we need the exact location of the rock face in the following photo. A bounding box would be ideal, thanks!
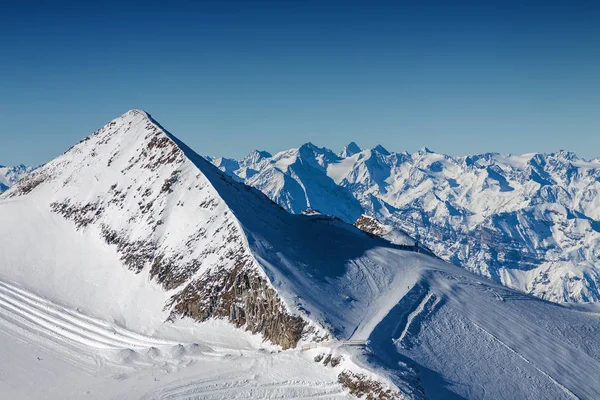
[167,256,306,349]
[338,371,405,400]
[212,145,600,303]
[355,215,390,237]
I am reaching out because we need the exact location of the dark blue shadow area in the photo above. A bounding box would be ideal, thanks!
[366,282,466,400]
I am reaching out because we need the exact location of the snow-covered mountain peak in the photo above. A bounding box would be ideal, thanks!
[340,141,362,157]
[294,142,341,170]
[241,149,272,165]
[552,149,578,161]
[372,144,390,156]
[298,141,335,156]
[0,110,320,348]
[0,110,418,351]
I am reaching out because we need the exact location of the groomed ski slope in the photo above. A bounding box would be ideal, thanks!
[0,276,351,399]
[3,243,599,399]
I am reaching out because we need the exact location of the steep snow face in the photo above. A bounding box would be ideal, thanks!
[0,164,34,192]
[212,145,600,303]
[360,255,600,400]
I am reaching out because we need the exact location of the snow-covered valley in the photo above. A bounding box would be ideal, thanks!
[1,110,599,399]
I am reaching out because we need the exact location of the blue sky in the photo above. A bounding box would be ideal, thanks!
[1,0,599,166]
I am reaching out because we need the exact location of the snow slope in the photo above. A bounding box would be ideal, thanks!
[213,144,600,303]
[0,276,348,399]
[1,110,600,399]
[0,164,34,192]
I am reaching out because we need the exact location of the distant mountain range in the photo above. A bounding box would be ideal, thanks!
[0,164,34,192]
[208,143,600,303]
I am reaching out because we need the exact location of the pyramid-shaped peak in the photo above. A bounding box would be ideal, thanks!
[372,144,390,156]
[243,150,272,162]
[298,142,319,151]
[297,142,335,156]
[87,109,174,148]
[553,149,578,161]
[113,108,152,121]
[2,109,190,201]
[340,142,362,157]
[418,146,434,154]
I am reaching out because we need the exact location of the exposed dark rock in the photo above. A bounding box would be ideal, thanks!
[354,215,389,237]
[4,171,47,197]
[51,201,101,229]
[338,371,403,400]
[167,254,306,349]
[161,170,180,193]
[330,355,342,367]
[150,256,200,290]
[100,226,156,273]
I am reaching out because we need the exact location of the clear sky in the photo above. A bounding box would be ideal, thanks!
[1,0,599,166]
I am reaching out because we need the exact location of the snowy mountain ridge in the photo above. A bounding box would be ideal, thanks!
[211,143,600,303]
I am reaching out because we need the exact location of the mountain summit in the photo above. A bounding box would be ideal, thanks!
[340,142,362,157]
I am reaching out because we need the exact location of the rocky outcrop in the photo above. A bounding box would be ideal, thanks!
[338,371,405,400]
[167,253,306,349]
[3,170,47,198]
[354,215,390,237]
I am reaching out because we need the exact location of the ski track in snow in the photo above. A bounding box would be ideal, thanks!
[144,377,346,400]
[0,279,178,350]
[0,277,350,399]
[470,321,578,400]
[396,292,439,348]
